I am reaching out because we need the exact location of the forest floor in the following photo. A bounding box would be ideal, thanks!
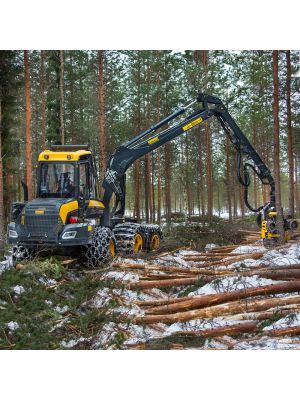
[2,221,300,350]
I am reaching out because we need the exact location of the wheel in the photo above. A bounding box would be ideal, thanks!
[149,233,161,250]
[82,227,116,268]
[113,223,145,255]
[140,224,163,251]
[12,245,35,265]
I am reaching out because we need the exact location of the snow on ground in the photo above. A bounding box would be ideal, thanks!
[91,287,166,309]
[232,337,300,350]
[102,270,140,282]
[7,321,20,331]
[60,337,87,349]
[263,312,300,331]
[231,245,266,254]
[205,243,219,252]
[38,276,57,286]
[0,255,13,275]
[13,285,25,295]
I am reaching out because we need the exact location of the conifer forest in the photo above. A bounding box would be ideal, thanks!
[1,51,300,246]
[2,50,300,350]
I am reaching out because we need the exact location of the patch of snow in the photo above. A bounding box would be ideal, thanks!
[114,305,144,317]
[178,250,201,256]
[38,276,57,286]
[13,285,25,295]
[0,255,13,275]
[7,321,19,331]
[159,254,190,267]
[188,275,278,297]
[50,317,69,332]
[233,337,300,350]
[263,312,300,331]
[205,243,219,252]
[93,322,119,348]
[231,245,265,254]
[122,323,167,345]
[54,305,69,314]
[102,270,140,282]
[45,300,53,306]
[60,337,86,349]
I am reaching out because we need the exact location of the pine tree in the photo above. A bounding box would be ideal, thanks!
[40,50,46,149]
[0,101,4,257]
[98,50,106,187]
[286,50,294,216]
[24,50,33,200]
[59,50,65,144]
[272,50,285,243]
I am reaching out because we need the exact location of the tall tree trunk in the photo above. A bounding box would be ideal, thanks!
[40,50,46,149]
[98,50,106,187]
[0,102,4,257]
[145,58,152,223]
[69,53,76,145]
[225,136,232,221]
[59,50,65,145]
[134,161,141,222]
[24,50,33,201]
[144,156,150,223]
[272,50,285,244]
[157,148,161,224]
[286,50,294,217]
[202,50,213,222]
[156,51,161,224]
[253,125,258,209]
[164,142,172,223]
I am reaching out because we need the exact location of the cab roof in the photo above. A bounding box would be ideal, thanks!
[38,149,92,162]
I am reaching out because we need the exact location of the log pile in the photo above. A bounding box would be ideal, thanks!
[109,233,300,349]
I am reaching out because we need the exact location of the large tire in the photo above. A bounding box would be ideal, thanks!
[113,223,145,255]
[140,224,163,251]
[82,227,116,268]
[113,223,162,254]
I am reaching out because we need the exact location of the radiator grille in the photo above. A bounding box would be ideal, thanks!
[25,206,61,240]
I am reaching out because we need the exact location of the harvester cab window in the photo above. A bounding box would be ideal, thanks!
[39,163,75,198]
[79,163,89,199]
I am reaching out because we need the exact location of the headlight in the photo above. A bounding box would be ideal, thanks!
[9,230,18,238]
[62,231,77,239]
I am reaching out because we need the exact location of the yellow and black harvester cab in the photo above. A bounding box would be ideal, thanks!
[8,94,298,268]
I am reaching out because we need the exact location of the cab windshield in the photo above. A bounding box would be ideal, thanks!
[39,163,76,198]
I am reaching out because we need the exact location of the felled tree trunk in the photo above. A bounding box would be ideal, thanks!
[145,281,300,315]
[134,295,300,325]
[171,321,259,338]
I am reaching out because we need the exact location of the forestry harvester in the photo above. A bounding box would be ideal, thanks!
[7,94,298,267]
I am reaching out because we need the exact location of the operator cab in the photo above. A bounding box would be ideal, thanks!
[38,145,99,202]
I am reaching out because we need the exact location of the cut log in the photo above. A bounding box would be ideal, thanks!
[190,252,265,266]
[127,275,212,290]
[223,306,300,322]
[145,281,300,315]
[169,321,259,338]
[113,262,230,276]
[134,295,300,325]
[265,326,300,337]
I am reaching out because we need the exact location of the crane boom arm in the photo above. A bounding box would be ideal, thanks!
[102,93,275,225]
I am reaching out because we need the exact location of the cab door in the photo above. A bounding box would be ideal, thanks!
[79,161,104,221]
